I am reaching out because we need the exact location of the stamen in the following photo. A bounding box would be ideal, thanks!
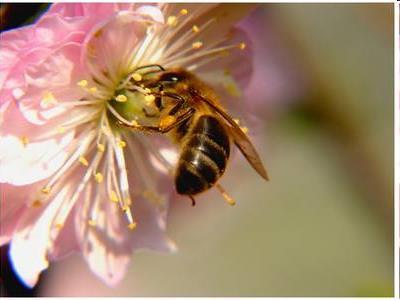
[79,156,89,167]
[239,42,246,50]
[192,41,203,49]
[41,91,57,108]
[132,73,142,81]
[180,8,188,15]
[192,25,200,33]
[97,143,105,152]
[167,15,178,26]
[144,94,155,104]
[41,186,51,195]
[94,172,104,183]
[115,94,128,102]
[88,87,98,94]
[77,80,88,88]
[110,190,119,203]
[128,222,137,230]
[88,219,97,226]
[117,139,126,148]
[20,136,29,147]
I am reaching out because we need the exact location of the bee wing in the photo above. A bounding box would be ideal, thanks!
[197,95,269,181]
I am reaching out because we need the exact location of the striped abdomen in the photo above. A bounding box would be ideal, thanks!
[175,115,230,195]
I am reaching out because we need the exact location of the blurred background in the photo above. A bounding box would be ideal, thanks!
[0,3,394,297]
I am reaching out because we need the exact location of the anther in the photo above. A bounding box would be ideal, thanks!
[144,94,155,104]
[167,16,178,26]
[239,42,246,50]
[55,223,64,229]
[115,94,128,102]
[20,136,29,147]
[180,8,188,15]
[77,80,88,88]
[192,25,200,33]
[192,41,203,49]
[57,126,66,134]
[130,120,139,127]
[88,87,98,94]
[97,143,105,152]
[132,73,142,81]
[117,139,126,148]
[31,199,42,207]
[241,126,249,134]
[79,156,89,167]
[41,91,57,108]
[110,191,119,203]
[41,186,51,195]
[122,205,130,212]
[94,172,103,183]
[88,219,97,226]
[128,222,137,230]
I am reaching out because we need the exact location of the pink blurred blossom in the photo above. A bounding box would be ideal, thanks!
[0,3,256,287]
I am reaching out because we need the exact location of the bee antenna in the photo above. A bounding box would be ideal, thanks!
[188,195,196,206]
[216,184,236,206]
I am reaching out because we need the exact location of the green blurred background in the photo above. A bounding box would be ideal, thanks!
[1,3,393,297]
[39,3,394,297]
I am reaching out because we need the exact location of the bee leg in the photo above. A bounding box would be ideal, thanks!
[117,108,194,133]
[216,184,236,206]
[133,64,165,75]
[189,195,196,206]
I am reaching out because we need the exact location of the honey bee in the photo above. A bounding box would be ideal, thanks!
[117,65,268,205]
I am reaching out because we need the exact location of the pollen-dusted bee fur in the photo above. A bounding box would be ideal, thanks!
[117,64,268,206]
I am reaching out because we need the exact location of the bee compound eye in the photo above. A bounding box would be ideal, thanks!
[159,72,184,83]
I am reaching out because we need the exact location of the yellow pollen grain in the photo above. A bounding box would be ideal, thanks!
[77,80,88,88]
[192,41,203,49]
[117,139,126,148]
[192,25,200,33]
[94,172,103,183]
[57,126,66,134]
[233,118,240,125]
[239,42,246,50]
[97,143,105,152]
[20,136,29,146]
[122,205,130,212]
[79,156,89,167]
[167,15,178,26]
[110,191,119,203]
[128,222,137,230]
[55,223,64,229]
[132,73,142,81]
[88,219,97,226]
[241,126,249,134]
[115,94,128,102]
[144,88,152,94]
[144,94,155,104]
[180,8,188,15]
[41,186,51,195]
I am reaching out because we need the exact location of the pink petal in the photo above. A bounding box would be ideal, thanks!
[9,186,72,287]
[0,130,74,185]
[82,11,157,85]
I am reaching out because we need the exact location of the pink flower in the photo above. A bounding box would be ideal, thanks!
[0,3,254,287]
